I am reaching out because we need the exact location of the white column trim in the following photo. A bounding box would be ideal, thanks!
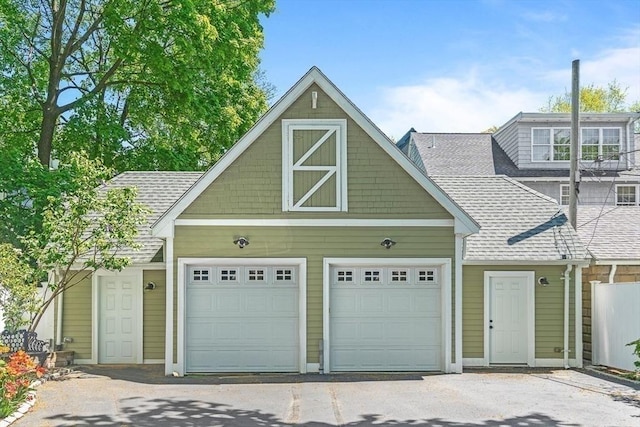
[454,234,464,373]
[164,237,174,376]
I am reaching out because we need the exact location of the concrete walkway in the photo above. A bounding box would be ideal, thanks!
[15,366,640,426]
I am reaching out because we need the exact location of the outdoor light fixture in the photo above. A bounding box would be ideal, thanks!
[538,277,550,286]
[234,237,250,248]
[380,238,396,249]
[145,282,156,290]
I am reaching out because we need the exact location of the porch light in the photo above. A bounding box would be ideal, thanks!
[233,237,250,248]
[538,277,550,286]
[380,238,396,249]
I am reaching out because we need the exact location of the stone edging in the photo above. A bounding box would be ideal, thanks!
[0,368,75,427]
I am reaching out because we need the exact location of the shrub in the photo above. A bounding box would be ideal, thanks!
[0,350,46,417]
[627,339,640,380]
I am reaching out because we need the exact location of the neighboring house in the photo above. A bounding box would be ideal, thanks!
[56,68,589,376]
[400,111,640,206]
[574,206,640,363]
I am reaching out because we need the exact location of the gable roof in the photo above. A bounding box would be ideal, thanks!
[409,133,497,175]
[152,67,479,237]
[101,171,202,263]
[575,206,640,263]
[432,175,590,264]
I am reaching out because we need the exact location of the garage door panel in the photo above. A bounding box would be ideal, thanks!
[186,265,299,373]
[330,265,443,372]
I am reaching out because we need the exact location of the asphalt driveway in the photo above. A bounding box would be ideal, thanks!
[14,366,640,426]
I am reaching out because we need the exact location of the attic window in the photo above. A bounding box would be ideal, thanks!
[282,119,347,212]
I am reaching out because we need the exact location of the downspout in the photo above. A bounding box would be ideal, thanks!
[563,264,572,369]
[608,264,617,284]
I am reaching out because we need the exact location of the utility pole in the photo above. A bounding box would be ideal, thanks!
[569,60,580,229]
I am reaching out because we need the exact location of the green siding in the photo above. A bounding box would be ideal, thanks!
[462,265,576,360]
[143,270,166,360]
[174,225,456,363]
[180,84,452,220]
[60,274,92,360]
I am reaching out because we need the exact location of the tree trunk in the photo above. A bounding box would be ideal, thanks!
[38,103,58,167]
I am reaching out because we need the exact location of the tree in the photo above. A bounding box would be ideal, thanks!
[0,244,39,331]
[0,0,275,171]
[540,80,638,113]
[0,153,148,332]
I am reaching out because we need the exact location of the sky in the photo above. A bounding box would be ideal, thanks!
[259,0,640,140]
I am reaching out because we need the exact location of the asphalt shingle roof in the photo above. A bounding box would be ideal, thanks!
[101,171,202,263]
[575,206,640,262]
[432,175,590,263]
[411,133,496,175]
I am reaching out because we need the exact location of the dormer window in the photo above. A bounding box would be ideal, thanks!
[532,128,570,161]
[282,119,347,211]
[581,128,620,161]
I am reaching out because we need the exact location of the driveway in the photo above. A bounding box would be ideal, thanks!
[15,366,640,426]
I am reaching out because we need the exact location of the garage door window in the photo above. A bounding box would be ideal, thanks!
[362,269,381,283]
[275,268,294,282]
[219,268,238,282]
[335,269,354,283]
[390,269,409,283]
[247,268,266,282]
[417,269,437,284]
[191,268,211,283]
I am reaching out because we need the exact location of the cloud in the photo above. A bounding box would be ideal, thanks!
[369,74,546,139]
[369,27,640,140]
[521,11,567,23]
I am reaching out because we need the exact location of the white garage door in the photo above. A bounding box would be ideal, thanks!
[330,265,442,371]
[186,265,299,372]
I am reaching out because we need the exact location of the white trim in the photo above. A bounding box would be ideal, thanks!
[173,218,455,227]
[594,260,640,266]
[515,176,640,183]
[323,257,452,373]
[465,259,590,266]
[282,119,348,212]
[306,363,320,373]
[484,271,535,367]
[175,257,307,376]
[151,67,479,237]
[453,234,464,373]
[92,268,144,365]
[164,237,174,376]
[559,183,570,206]
[462,358,487,367]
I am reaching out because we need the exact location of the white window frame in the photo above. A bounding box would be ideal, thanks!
[282,119,348,212]
[245,267,267,284]
[361,268,382,284]
[531,128,571,162]
[274,267,295,283]
[417,268,438,285]
[581,127,621,161]
[559,184,570,206]
[190,267,212,283]
[615,184,639,206]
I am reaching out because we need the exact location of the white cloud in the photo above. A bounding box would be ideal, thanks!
[370,74,546,139]
[369,27,640,140]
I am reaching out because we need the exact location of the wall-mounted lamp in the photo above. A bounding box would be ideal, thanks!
[537,277,550,286]
[233,237,250,249]
[145,281,156,290]
[380,238,396,249]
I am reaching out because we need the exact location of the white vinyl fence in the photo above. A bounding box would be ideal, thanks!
[592,281,640,372]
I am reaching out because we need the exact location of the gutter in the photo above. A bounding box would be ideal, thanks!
[626,117,633,170]
[608,264,617,283]
[563,264,572,369]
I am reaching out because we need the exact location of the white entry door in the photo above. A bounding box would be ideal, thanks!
[488,274,530,364]
[99,275,139,363]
